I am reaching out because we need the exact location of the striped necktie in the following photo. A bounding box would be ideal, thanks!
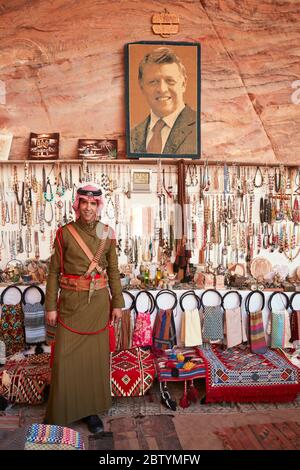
[146,119,166,153]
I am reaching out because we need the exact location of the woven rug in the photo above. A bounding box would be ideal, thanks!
[0,353,51,404]
[198,344,300,403]
[216,421,300,450]
[0,413,22,430]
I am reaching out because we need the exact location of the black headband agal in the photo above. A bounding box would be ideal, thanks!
[77,187,102,197]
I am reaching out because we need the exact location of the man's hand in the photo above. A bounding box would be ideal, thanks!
[111,308,122,322]
[46,310,58,327]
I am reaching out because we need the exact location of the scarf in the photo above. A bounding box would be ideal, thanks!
[23,302,46,344]
[249,310,267,354]
[184,309,202,347]
[202,305,224,341]
[291,310,300,342]
[270,309,285,349]
[224,307,243,348]
[115,308,132,351]
[152,309,177,351]
[0,302,25,357]
[132,311,152,348]
[283,309,292,348]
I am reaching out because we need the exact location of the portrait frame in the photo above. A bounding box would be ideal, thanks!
[125,40,201,159]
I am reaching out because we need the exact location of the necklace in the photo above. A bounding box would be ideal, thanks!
[64,165,69,190]
[8,231,16,258]
[14,181,24,206]
[69,166,73,188]
[163,168,173,198]
[34,231,40,259]
[283,246,300,262]
[56,172,65,197]
[42,165,47,192]
[18,229,24,254]
[63,200,67,225]
[25,229,32,257]
[253,166,263,188]
[223,164,230,193]
[72,183,77,203]
[44,201,54,226]
[31,165,38,193]
[68,201,73,223]
[275,167,281,193]
[105,195,115,219]
[44,178,54,202]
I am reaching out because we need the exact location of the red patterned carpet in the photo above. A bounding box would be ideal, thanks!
[199,345,300,403]
[216,421,300,450]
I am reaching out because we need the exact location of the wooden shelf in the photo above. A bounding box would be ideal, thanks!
[1,158,180,165]
[1,159,300,167]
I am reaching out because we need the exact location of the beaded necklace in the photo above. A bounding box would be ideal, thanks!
[44,201,54,226]
[24,229,32,257]
[44,178,54,202]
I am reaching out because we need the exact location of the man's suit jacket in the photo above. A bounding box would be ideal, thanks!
[130,105,198,155]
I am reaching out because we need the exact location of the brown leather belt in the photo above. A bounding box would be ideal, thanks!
[60,274,107,292]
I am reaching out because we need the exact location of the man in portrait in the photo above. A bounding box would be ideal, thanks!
[130,47,198,156]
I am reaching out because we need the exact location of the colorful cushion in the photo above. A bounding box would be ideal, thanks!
[110,347,155,397]
[154,347,206,382]
[24,423,85,450]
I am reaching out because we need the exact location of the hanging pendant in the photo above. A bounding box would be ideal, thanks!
[253,166,263,188]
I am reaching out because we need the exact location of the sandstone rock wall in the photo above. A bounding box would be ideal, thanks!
[0,0,299,162]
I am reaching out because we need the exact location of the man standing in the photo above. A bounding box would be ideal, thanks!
[130,47,198,155]
[44,185,124,433]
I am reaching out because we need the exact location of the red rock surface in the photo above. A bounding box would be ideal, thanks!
[0,0,299,162]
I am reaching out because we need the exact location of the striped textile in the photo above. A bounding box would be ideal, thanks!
[249,310,267,354]
[0,414,21,430]
[152,309,177,351]
[23,302,46,344]
[115,308,132,351]
[24,423,85,450]
[155,347,206,382]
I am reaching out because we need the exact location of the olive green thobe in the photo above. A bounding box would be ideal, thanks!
[45,219,124,425]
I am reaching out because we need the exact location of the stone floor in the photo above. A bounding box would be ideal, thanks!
[1,380,300,450]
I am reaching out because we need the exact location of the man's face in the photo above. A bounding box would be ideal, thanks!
[140,62,186,118]
[79,199,97,223]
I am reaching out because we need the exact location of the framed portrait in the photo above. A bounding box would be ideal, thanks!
[125,41,201,159]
